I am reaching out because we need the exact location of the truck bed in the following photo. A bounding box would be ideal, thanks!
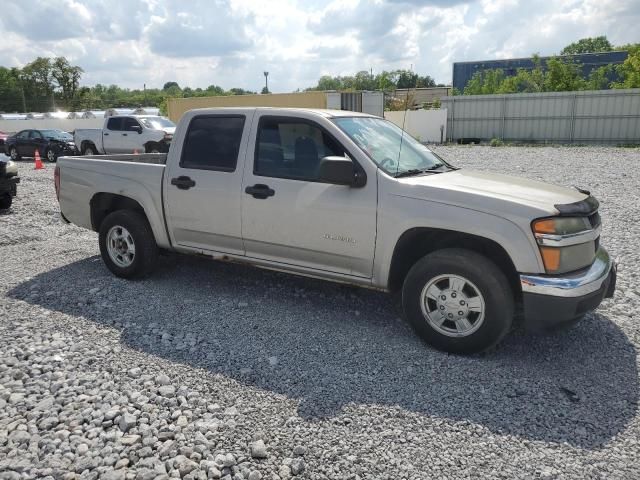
[57,154,169,247]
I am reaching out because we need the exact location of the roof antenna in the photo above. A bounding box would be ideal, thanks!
[396,70,416,177]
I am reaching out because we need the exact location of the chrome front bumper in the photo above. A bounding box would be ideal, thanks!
[520,247,615,298]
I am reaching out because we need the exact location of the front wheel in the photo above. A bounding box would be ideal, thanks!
[45,148,57,163]
[402,248,514,354]
[98,210,158,279]
[0,194,12,210]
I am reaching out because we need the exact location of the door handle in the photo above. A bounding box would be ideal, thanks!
[104,133,109,136]
[245,184,275,199]
[171,176,196,190]
[123,133,128,136]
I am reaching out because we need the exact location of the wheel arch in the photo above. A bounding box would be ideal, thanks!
[387,227,521,299]
[90,193,146,232]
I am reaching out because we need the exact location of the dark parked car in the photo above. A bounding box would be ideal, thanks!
[0,157,19,209]
[5,129,77,163]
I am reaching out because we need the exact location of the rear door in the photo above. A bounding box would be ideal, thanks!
[240,113,378,278]
[163,111,253,256]
[103,117,123,153]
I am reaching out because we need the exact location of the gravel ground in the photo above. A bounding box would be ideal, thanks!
[1,146,639,480]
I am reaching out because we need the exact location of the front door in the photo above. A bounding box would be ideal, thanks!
[241,114,377,278]
[163,112,253,256]
[121,117,143,153]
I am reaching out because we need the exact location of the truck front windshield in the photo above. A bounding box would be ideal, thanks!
[140,117,175,130]
[332,117,449,176]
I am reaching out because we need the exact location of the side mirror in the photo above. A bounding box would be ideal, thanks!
[318,156,362,187]
[131,125,142,134]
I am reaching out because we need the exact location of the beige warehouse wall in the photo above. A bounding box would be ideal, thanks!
[167,92,328,122]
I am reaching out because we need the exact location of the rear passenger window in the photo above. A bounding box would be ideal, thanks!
[106,118,122,131]
[181,116,245,171]
[254,117,344,181]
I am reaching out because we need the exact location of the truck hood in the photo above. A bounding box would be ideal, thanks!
[398,169,587,216]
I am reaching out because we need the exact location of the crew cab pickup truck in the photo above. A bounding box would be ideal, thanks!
[74,115,175,155]
[55,107,616,354]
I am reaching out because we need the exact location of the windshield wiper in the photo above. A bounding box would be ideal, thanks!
[394,164,447,178]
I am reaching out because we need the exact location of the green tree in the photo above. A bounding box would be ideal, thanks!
[51,57,84,109]
[561,36,613,55]
[544,57,585,91]
[163,81,179,90]
[611,45,640,88]
[463,69,506,94]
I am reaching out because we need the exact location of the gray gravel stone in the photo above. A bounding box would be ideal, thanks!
[250,440,267,459]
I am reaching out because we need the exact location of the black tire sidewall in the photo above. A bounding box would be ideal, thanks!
[45,149,57,162]
[98,210,158,279]
[402,249,514,354]
[10,147,19,160]
[0,194,12,209]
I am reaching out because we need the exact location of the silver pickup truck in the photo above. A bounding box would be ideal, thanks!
[55,107,616,354]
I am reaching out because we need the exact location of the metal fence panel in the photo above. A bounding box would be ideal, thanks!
[441,89,640,144]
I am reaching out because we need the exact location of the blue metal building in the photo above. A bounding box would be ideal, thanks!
[452,51,629,92]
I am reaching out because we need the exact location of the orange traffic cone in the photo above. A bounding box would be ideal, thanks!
[34,149,45,170]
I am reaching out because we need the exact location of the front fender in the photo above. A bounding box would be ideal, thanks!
[373,194,544,289]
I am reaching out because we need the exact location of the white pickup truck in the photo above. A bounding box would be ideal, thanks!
[55,107,616,353]
[74,115,175,155]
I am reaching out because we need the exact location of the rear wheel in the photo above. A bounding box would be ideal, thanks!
[82,144,96,155]
[402,248,514,354]
[9,147,20,161]
[98,210,158,279]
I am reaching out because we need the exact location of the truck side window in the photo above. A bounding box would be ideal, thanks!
[106,118,123,131]
[123,117,141,131]
[181,115,245,171]
[254,117,344,181]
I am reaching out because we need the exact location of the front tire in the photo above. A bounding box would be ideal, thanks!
[0,194,12,210]
[402,248,514,354]
[45,148,57,163]
[98,210,158,279]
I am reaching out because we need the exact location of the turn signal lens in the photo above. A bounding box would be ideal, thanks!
[539,247,561,272]
[532,219,557,234]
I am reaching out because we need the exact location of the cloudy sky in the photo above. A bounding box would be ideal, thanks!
[0,0,638,92]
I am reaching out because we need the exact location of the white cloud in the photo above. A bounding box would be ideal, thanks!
[0,0,637,92]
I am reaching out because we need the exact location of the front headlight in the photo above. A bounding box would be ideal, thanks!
[532,217,599,274]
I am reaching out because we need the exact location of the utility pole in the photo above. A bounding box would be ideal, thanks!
[21,88,27,113]
[263,72,269,93]
[144,83,147,105]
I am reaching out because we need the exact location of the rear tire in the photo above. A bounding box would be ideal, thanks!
[402,248,514,354]
[82,144,96,155]
[98,210,158,279]
[9,147,20,161]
